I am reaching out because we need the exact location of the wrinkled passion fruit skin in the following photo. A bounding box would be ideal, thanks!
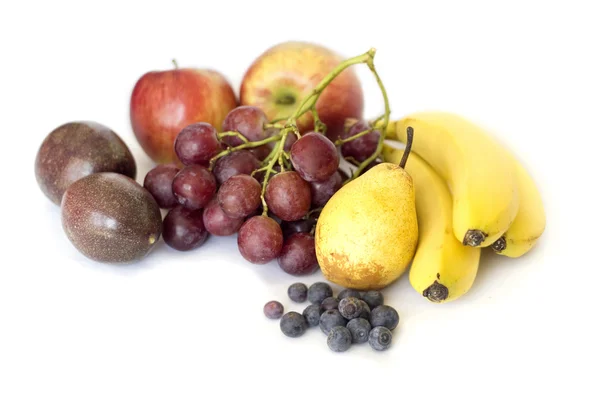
[35,121,137,205]
[61,172,162,264]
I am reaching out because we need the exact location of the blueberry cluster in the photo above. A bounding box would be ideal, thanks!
[263,282,399,352]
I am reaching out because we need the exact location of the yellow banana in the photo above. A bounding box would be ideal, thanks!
[491,159,546,257]
[392,111,519,247]
[382,143,480,303]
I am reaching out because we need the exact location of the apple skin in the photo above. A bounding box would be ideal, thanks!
[240,42,364,141]
[130,67,237,164]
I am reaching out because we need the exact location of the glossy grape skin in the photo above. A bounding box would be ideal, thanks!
[202,197,244,236]
[174,122,221,166]
[280,218,316,238]
[172,165,216,210]
[217,174,262,218]
[237,216,283,264]
[162,205,208,251]
[143,163,180,209]
[341,120,380,162]
[290,132,339,182]
[277,233,319,276]
[265,171,311,221]
[310,170,342,207]
[213,150,261,185]
[221,106,268,147]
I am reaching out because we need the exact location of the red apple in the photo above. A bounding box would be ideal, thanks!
[240,42,364,141]
[130,63,237,164]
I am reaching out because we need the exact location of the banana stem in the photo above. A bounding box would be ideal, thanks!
[399,127,414,169]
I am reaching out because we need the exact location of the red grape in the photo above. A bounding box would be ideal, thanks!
[237,216,283,264]
[281,218,316,238]
[217,174,262,218]
[265,171,311,221]
[172,165,216,210]
[277,233,319,276]
[163,205,208,251]
[143,163,180,209]
[310,170,343,207]
[213,150,261,185]
[290,132,339,182]
[341,120,380,162]
[202,197,244,236]
[221,106,268,147]
[174,122,221,166]
[250,145,272,161]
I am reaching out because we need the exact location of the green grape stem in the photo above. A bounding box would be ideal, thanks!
[217,131,249,143]
[208,133,282,170]
[335,128,374,146]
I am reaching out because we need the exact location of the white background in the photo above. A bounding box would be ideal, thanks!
[1,0,599,398]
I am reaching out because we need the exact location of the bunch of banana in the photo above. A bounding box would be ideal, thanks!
[381,111,546,303]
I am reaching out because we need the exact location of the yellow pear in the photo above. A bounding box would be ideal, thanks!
[315,128,418,290]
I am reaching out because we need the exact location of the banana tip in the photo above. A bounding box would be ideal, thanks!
[491,236,507,253]
[423,281,449,303]
[463,230,487,247]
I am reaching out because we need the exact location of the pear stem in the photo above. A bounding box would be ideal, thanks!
[399,127,414,169]
[172,59,179,69]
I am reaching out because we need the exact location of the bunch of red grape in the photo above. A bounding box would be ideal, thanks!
[143,105,381,276]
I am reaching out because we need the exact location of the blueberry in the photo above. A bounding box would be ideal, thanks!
[280,311,308,338]
[263,300,284,319]
[320,297,339,312]
[338,288,362,300]
[368,326,393,351]
[369,305,399,330]
[338,297,363,320]
[358,300,371,319]
[302,304,322,327]
[308,282,333,304]
[361,290,384,309]
[346,318,371,344]
[327,326,352,352]
[319,309,347,334]
[288,282,308,303]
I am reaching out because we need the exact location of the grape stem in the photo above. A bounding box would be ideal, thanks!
[350,59,390,180]
[334,128,373,146]
[260,128,291,215]
[208,133,282,170]
[217,131,249,143]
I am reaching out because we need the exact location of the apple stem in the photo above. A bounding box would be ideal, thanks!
[172,59,179,69]
[399,127,413,169]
